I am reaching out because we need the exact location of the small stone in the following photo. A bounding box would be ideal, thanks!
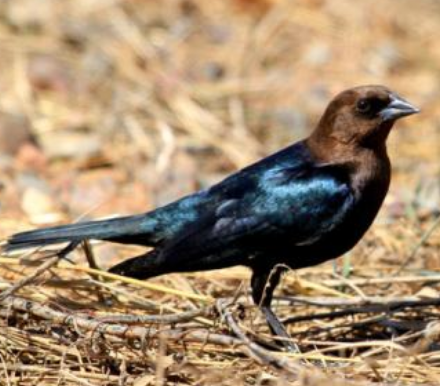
[0,112,35,155]
[416,287,439,299]
[39,131,102,160]
[27,54,73,93]
[15,143,47,173]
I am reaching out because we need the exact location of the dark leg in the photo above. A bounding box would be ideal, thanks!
[251,266,299,353]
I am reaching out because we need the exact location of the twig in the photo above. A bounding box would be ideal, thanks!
[2,295,300,374]
[315,275,440,288]
[73,265,213,303]
[216,299,301,372]
[81,240,110,304]
[0,241,79,302]
[82,240,100,271]
[275,295,422,308]
[282,297,440,325]
[95,307,211,324]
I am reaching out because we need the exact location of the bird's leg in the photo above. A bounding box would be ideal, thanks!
[251,266,299,353]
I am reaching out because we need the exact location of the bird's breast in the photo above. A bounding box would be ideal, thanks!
[284,155,391,268]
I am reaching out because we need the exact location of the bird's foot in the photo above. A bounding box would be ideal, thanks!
[261,306,300,353]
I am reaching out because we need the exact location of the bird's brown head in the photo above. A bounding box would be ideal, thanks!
[308,85,419,155]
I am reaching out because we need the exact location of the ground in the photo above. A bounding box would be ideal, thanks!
[0,0,439,385]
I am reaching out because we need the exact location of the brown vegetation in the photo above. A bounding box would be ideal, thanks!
[0,0,439,384]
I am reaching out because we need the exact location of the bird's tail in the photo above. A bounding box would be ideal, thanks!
[4,214,151,253]
[109,249,164,279]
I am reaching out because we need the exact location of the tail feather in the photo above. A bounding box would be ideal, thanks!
[4,214,151,252]
[109,249,164,279]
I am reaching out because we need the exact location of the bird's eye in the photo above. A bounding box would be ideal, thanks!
[356,97,389,118]
[356,99,372,114]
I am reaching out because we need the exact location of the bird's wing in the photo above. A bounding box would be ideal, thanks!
[158,163,354,263]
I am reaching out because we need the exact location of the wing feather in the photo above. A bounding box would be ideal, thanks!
[158,164,354,265]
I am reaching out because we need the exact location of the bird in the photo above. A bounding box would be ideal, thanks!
[3,85,419,351]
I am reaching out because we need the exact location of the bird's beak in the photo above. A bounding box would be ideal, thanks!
[380,94,420,122]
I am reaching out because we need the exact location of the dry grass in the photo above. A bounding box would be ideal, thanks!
[0,0,439,384]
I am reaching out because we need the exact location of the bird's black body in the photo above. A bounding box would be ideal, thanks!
[4,85,419,351]
[6,142,364,273]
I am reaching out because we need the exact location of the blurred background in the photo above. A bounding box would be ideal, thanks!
[0,0,439,268]
[1,1,440,383]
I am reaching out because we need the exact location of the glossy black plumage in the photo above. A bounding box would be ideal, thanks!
[4,85,419,351]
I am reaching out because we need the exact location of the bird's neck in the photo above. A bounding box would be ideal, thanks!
[305,133,386,163]
[305,135,391,196]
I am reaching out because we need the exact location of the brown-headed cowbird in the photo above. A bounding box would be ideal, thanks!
[4,85,419,351]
